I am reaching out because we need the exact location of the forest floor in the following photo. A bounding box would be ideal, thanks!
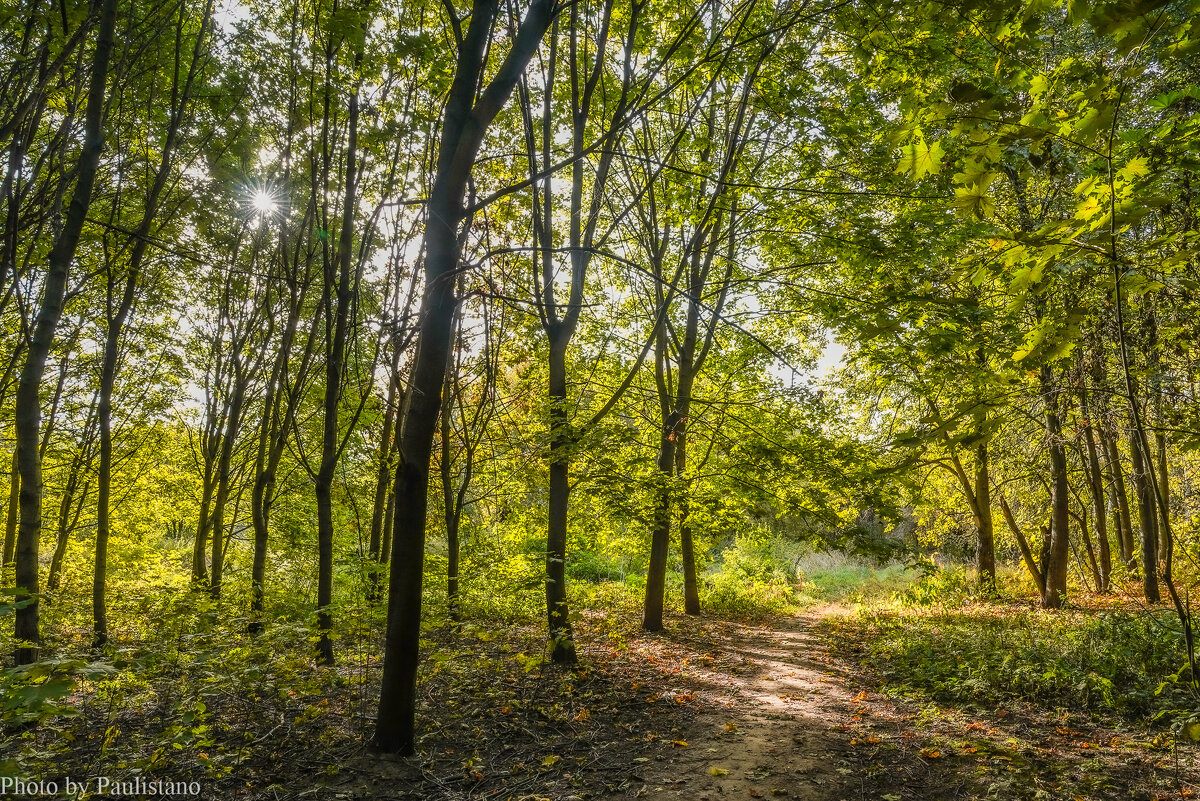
[302,606,1196,800]
[16,603,1200,800]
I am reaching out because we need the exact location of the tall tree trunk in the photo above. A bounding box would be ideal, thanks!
[676,439,700,615]
[974,441,995,594]
[1082,413,1111,592]
[375,0,555,754]
[94,0,211,649]
[209,368,247,600]
[314,84,359,667]
[3,449,17,569]
[643,411,681,631]
[440,371,460,623]
[1040,367,1070,609]
[1155,426,1169,563]
[545,331,577,660]
[48,414,95,594]
[367,369,399,602]
[999,493,1044,595]
[12,0,119,664]
[192,458,216,585]
[1129,427,1160,602]
[1101,429,1136,571]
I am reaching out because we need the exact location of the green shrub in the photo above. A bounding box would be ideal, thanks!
[837,604,1192,724]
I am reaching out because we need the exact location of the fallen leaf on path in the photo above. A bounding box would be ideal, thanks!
[919,747,941,758]
[709,768,729,776]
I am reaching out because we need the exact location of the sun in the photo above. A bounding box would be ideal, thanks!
[251,189,278,215]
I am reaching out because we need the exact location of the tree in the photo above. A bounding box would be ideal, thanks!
[12,0,120,664]
[375,0,557,755]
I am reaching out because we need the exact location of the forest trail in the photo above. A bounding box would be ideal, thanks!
[322,605,1182,800]
[616,609,867,800]
[609,607,1189,801]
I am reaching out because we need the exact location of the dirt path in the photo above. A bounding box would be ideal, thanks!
[608,608,1192,801]
[615,611,866,800]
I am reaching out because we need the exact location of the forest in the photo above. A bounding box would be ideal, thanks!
[1,0,1199,797]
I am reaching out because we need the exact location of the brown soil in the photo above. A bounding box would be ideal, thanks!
[16,606,1199,800]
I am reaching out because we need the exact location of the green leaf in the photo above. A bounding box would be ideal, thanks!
[897,138,946,180]
[954,187,995,219]
[1116,157,1150,182]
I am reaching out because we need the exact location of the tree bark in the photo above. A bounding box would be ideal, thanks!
[12,0,119,664]
[1100,428,1136,571]
[998,493,1043,595]
[367,372,399,602]
[1129,426,1160,602]
[545,332,577,660]
[676,440,700,615]
[1040,367,1070,609]
[973,441,995,594]
[374,0,555,754]
[314,80,360,666]
[643,411,681,631]
[1081,404,1111,591]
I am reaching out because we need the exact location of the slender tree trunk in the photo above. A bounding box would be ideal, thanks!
[440,374,460,623]
[3,449,17,569]
[12,0,119,664]
[974,441,995,593]
[48,439,91,594]
[643,411,681,631]
[314,84,359,667]
[1082,410,1111,592]
[249,408,276,632]
[1155,427,1169,563]
[375,0,554,753]
[367,375,399,602]
[94,0,211,650]
[380,483,394,567]
[676,440,699,615]
[192,461,216,585]
[1129,427,1160,602]
[1101,429,1136,571]
[1041,368,1070,608]
[209,371,246,600]
[998,494,1044,594]
[546,332,577,660]
[1072,507,1102,591]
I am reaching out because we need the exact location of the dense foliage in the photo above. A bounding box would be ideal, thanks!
[2,0,1200,784]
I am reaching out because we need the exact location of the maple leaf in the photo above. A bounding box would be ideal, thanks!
[896,137,946,180]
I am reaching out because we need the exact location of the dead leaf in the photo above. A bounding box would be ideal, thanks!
[709,768,729,776]
[919,747,942,759]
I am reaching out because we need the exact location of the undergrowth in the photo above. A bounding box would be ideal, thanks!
[826,566,1200,735]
